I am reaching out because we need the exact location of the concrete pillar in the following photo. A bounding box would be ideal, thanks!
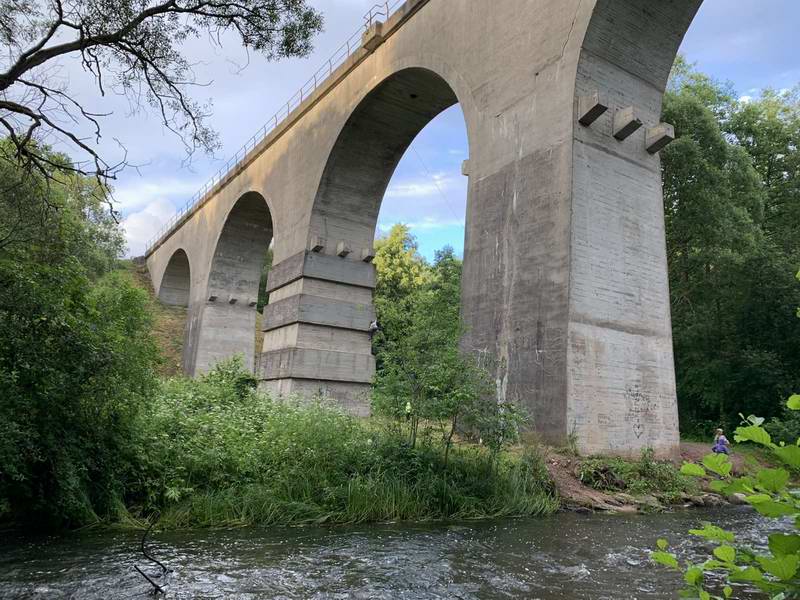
[189,192,272,375]
[461,142,574,446]
[259,250,376,415]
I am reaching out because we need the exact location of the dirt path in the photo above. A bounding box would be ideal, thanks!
[679,442,749,474]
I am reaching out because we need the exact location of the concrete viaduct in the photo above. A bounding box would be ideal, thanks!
[145,0,704,457]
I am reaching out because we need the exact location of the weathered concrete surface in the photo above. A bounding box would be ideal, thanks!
[146,0,704,457]
[158,249,190,307]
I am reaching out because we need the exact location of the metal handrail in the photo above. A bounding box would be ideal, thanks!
[144,1,402,254]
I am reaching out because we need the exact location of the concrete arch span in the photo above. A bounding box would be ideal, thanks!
[260,67,465,415]
[188,191,274,375]
[146,0,713,456]
[158,249,191,307]
[310,67,460,251]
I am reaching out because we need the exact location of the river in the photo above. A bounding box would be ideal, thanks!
[0,507,777,599]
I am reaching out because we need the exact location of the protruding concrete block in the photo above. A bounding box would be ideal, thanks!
[461,159,470,176]
[336,241,351,258]
[613,106,643,140]
[361,248,375,263]
[645,123,675,154]
[208,294,218,302]
[310,236,326,253]
[263,294,376,332]
[577,92,608,126]
[228,296,238,305]
[266,251,377,293]
[260,347,375,384]
[362,22,384,52]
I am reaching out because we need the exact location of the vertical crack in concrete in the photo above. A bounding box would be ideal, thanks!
[561,0,583,60]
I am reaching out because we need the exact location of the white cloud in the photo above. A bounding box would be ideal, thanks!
[114,177,201,214]
[385,173,457,199]
[404,217,465,230]
[377,217,464,233]
[121,199,177,257]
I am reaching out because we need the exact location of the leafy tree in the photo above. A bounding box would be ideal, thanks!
[0,0,322,188]
[728,88,800,258]
[373,241,520,464]
[662,61,800,432]
[0,146,158,527]
[373,223,432,303]
[371,224,432,364]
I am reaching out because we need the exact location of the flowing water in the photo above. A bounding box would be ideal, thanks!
[0,507,780,599]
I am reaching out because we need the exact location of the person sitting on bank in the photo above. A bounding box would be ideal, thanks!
[712,428,730,454]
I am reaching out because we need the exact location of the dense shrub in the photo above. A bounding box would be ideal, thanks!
[578,449,697,503]
[765,410,800,445]
[0,144,159,528]
[128,359,558,528]
[0,263,158,527]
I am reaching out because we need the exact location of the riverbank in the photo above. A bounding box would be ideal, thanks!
[545,441,773,515]
[117,360,560,530]
[108,262,747,530]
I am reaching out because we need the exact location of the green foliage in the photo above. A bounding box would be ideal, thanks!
[373,224,432,304]
[0,263,158,527]
[578,449,698,502]
[663,61,800,433]
[373,236,520,463]
[371,223,433,367]
[0,145,158,528]
[129,359,558,528]
[654,396,800,599]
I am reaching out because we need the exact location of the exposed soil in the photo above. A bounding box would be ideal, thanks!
[544,442,762,514]
[544,452,632,512]
[679,441,749,474]
[128,260,187,378]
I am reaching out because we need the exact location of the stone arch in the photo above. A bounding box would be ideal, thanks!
[260,66,468,414]
[578,1,703,96]
[191,191,273,375]
[309,66,464,253]
[157,248,191,307]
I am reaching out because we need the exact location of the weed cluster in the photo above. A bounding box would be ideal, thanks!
[577,449,697,503]
[127,359,559,528]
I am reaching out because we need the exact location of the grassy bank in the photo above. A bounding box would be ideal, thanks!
[126,360,559,529]
[126,261,187,377]
[576,450,700,504]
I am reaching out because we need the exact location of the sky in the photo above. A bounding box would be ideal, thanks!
[68,0,799,259]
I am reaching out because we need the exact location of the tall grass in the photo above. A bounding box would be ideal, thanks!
[127,359,558,529]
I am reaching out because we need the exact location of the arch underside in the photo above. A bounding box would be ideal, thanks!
[312,67,459,251]
[190,191,273,375]
[259,67,463,415]
[159,249,190,307]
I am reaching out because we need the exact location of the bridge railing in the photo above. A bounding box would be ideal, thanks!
[145,1,404,254]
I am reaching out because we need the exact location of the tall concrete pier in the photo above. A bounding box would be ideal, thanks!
[145,0,704,457]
